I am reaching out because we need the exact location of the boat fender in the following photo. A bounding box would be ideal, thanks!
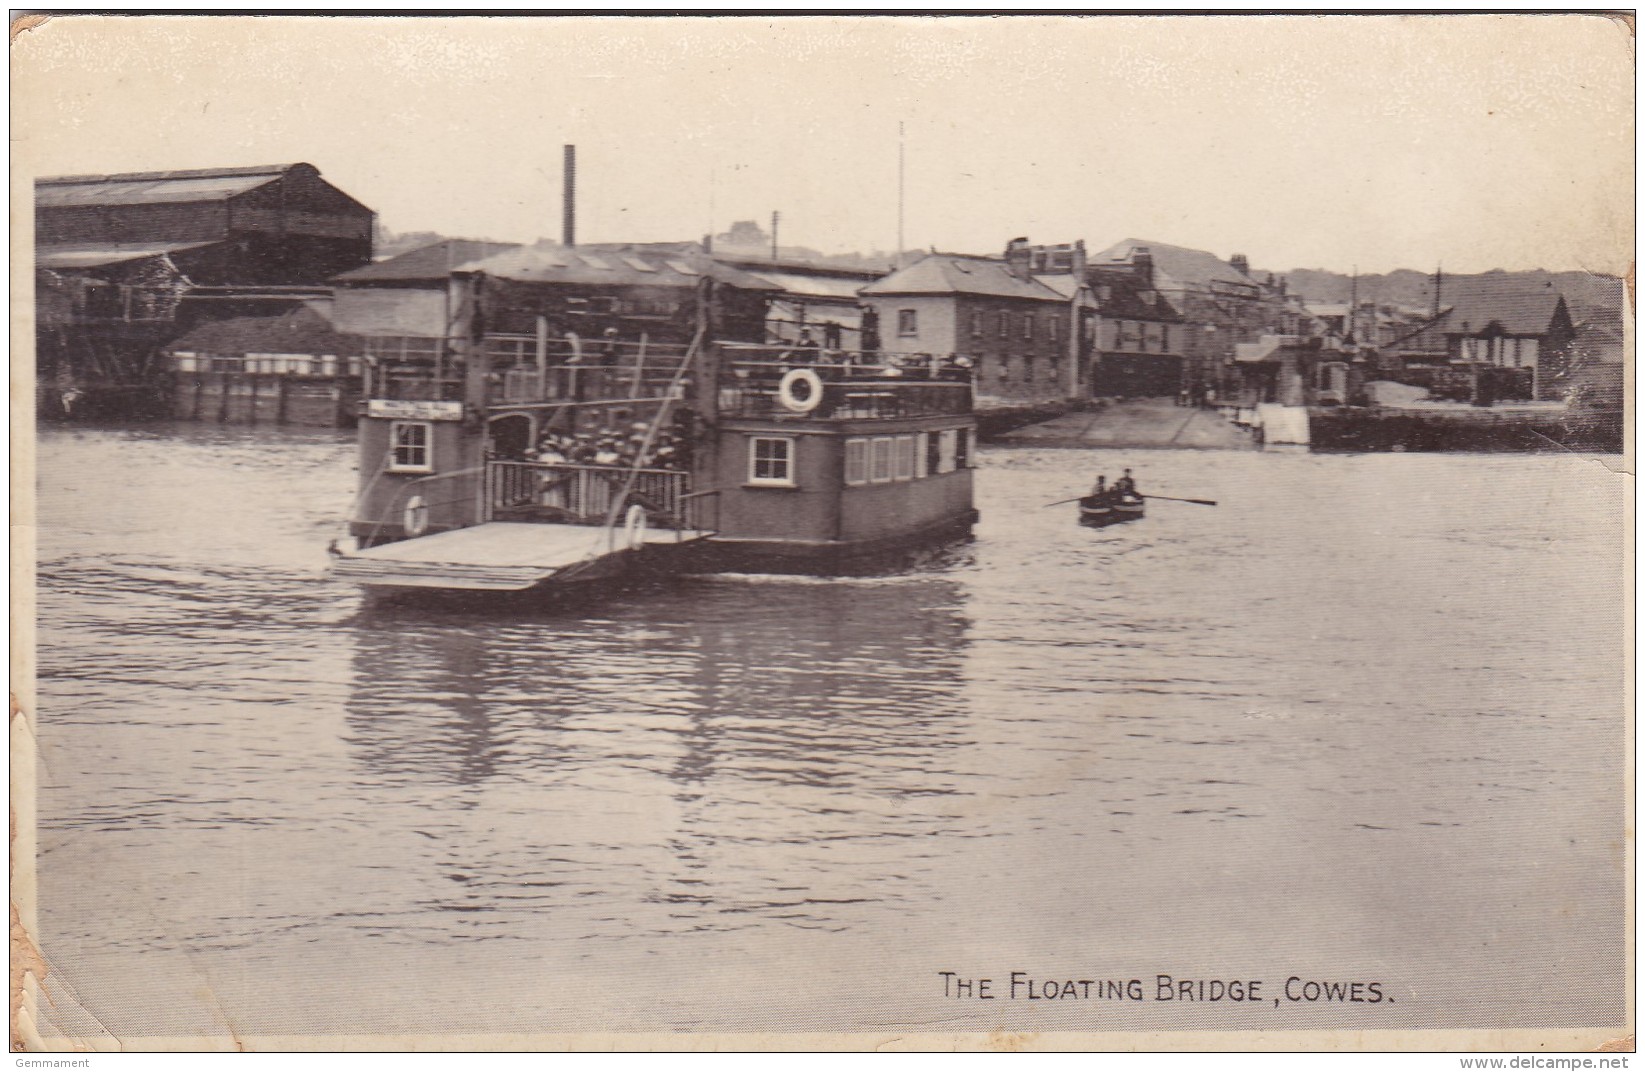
[403,494,429,537]
[777,368,824,413]
[624,503,648,549]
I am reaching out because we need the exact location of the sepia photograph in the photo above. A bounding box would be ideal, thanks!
[11,12,1634,1054]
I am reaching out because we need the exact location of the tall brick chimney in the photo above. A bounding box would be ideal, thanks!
[1230,253,1250,278]
[1004,237,1032,280]
[1133,246,1154,287]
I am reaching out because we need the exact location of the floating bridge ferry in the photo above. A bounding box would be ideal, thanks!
[330,280,979,593]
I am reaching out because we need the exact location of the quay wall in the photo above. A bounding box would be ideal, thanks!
[170,372,361,428]
[1309,405,1623,453]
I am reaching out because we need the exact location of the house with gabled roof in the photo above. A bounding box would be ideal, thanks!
[1386,276,1579,401]
[859,248,1078,404]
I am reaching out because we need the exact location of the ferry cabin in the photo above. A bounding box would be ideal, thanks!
[338,277,977,587]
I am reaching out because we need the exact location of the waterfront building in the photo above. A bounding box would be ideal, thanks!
[1087,239,1301,396]
[858,248,1077,405]
[35,162,374,418]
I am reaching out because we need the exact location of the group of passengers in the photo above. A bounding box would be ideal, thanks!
[1088,469,1141,505]
[523,416,692,472]
[771,328,975,382]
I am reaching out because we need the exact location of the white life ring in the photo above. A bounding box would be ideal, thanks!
[403,494,429,537]
[777,367,824,413]
[623,503,648,549]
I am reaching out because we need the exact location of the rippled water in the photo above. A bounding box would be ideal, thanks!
[29,423,1627,1040]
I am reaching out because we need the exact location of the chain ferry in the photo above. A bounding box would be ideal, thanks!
[329,271,979,594]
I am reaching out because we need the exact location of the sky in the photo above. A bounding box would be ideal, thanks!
[11,14,1636,276]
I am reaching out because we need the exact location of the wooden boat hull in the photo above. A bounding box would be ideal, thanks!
[1079,496,1145,526]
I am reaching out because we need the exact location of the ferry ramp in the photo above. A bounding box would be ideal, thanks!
[330,522,711,591]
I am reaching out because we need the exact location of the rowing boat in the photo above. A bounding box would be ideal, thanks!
[1079,493,1145,526]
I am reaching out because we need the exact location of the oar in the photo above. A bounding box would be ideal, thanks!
[1042,493,1218,507]
[1142,494,1217,506]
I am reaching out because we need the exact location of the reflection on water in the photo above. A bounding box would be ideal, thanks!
[30,422,1627,1037]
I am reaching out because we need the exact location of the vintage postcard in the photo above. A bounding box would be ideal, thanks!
[10,12,1634,1054]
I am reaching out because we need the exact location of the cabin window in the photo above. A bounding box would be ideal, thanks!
[956,428,974,469]
[844,437,869,486]
[898,309,918,337]
[936,429,958,474]
[926,431,943,475]
[389,421,433,473]
[748,436,796,487]
[894,436,917,481]
[870,437,895,483]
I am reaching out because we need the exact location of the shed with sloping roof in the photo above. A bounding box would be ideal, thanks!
[36,162,374,285]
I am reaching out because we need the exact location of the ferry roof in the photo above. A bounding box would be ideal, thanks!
[860,253,1067,301]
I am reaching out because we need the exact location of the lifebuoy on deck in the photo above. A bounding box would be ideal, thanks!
[623,503,648,549]
[777,368,824,413]
[403,494,429,537]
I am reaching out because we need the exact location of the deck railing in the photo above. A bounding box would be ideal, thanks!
[486,461,706,532]
[717,358,972,420]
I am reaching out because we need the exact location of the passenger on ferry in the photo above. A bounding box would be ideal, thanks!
[598,327,622,366]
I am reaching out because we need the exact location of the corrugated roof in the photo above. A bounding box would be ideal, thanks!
[333,239,523,284]
[35,240,224,270]
[1090,238,1259,292]
[465,244,780,291]
[859,254,1066,301]
[746,269,869,301]
[35,165,299,208]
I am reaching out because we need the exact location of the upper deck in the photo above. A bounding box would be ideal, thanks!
[360,334,975,422]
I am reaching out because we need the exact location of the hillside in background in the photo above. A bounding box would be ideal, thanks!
[1270,266,1629,326]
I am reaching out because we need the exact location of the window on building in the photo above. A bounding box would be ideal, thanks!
[936,429,958,473]
[389,421,432,473]
[870,436,895,483]
[1023,313,1034,340]
[1049,316,1060,343]
[998,311,1010,338]
[894,435,916,481]
[998,356,1012,381]
[748,436,796,486]
[971,310,984,337]
[844,437,869,486]
[898,309,918,337]
[1024,356,1036,382]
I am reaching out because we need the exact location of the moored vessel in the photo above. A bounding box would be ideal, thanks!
[329,268,980,594]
